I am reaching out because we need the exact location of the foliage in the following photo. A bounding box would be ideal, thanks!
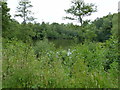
[81,24,97,41]
[15,0,35,24]
[2,39,36,88]
[16,23,36,43]
[1,1,11,38]
[2,39,118,88]
[2,1,118,88]
[93,14,113,42]
[33,39,55,58]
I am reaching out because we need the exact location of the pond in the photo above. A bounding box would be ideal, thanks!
[48,39,78,49]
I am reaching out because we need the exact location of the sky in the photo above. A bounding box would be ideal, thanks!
[7,0,120,25]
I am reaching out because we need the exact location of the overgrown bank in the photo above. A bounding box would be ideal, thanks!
[1,1,119,88]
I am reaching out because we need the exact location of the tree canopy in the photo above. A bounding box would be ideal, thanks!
[1,1,11,38]
[15,0,35,24]
[64,0,97,26]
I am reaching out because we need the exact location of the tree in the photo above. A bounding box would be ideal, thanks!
[15,0,35,24]
[64,0,97,26]
[93,14,113,42]
[1,1,11,38]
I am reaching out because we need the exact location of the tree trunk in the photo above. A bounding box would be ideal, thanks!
[79,16,82,26]
[23,3,26,24]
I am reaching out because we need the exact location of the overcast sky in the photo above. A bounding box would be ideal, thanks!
[7,0,119,25]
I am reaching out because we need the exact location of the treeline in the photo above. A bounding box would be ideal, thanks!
[32,13,113,42]
[2,1,115,43]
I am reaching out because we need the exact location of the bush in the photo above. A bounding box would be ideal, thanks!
[2,40,36,88]
[33,39,55,58]
[2,38,118,88]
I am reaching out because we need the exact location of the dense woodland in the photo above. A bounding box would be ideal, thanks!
[1,0,119,88]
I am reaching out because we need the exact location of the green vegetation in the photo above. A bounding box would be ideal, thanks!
[1,0,119,88]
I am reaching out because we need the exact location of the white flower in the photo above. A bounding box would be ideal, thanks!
[67,49,72,56]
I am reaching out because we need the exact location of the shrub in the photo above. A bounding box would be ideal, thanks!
[2,40,36,88]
